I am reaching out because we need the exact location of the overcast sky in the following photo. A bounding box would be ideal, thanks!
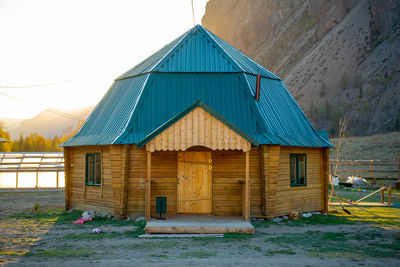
[0,0,208,119]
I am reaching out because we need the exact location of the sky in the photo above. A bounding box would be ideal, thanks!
[0,0,209,119]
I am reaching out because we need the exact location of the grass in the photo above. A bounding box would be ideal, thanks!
[179,251,217,258]
[265,249,296,256]
[330,132,400,167]
[331,187,400,204]
[266,230,400,259]
[63,231,123,240]
[223,232,254,239]
[26,249,94,258]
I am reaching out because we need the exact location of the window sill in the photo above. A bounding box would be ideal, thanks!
[85,184,101,187]
[290,184,307,188]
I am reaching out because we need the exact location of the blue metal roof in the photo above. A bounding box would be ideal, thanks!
[61,25,332,148]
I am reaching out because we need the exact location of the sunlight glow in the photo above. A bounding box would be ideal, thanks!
[0,0,209,119]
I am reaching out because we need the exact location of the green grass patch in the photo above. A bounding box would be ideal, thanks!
[150,254,169,258]
[124,228,145,238]
[265,249,296,256]
[26,249,95,258]
[179,251,217,258]
[223,232,254,239]
[266,230,400,259]
[0,251,27,256]
[287,214,355,226]
[63,231,123,240]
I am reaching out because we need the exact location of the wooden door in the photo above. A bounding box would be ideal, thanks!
[177,151,212,213]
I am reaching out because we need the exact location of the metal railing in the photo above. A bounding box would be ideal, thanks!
[0,152,64,188]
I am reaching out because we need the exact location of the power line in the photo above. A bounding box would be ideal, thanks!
[0,91,84,121]
[0,76,86,89]
[191,0,196,26]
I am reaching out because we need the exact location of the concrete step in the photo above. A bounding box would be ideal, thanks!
[145,217,254,234]
[139,233,223,238]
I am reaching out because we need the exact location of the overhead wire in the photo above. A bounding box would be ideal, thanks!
[191,0,196,26]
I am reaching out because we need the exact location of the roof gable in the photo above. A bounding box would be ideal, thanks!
[142,103,254,152]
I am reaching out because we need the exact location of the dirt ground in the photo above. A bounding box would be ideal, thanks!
[1,191,399,266]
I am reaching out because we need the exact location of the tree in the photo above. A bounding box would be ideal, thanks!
[0,123,12,152]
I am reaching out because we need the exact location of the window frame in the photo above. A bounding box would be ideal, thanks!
[85,152,102,186]
[290,153,307,187]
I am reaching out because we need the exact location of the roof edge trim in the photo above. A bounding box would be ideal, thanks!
[115,71,281,82]
[136,100,260,149]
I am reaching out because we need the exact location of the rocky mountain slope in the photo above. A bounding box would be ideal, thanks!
[202,0,400,136]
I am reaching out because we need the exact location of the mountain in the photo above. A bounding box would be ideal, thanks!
[202,0,400,136]
[7,107,93,139]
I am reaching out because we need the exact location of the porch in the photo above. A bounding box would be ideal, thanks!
[145,215,254,234]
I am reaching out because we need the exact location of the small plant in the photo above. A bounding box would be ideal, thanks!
[340,73,348,90]
[353,74,362,88]
[33,203,40,212]
[320,82,326,97]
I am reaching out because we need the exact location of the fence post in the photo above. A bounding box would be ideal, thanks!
[380,187,385,203]
[398,152,400,179]
[56,171,59,188]
[387,184,392,206]
[36,171,39,189]
[370,160,373,180]
[16,172,18,188]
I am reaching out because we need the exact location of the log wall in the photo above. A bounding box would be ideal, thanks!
[68,146,114,214]
[66,144,327,218]
[264,146,327,218]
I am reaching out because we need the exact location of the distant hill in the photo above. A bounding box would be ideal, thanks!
[202,0,400,136]
[6,107,93,139]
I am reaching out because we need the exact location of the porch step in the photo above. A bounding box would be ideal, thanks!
[145,217,254,234]
[139,233,223,238]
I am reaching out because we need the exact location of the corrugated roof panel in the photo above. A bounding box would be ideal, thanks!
[156,29,238,73]
[61,74,149,147]
[115,73,260,144]
[116,31,190,80]
[204,27,281,80]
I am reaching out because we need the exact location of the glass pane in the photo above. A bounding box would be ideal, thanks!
[290,155,296,184]
[298,155,306,185]
[95,153,101,185]
[87,156,94,184]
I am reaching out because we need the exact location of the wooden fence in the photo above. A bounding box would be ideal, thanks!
[0,152,64,189]
[330,157,400,184]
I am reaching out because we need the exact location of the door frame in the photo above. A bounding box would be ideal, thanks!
[176,150,213,214]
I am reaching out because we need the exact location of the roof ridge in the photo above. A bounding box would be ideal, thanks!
[153,25,241,72]
[197,26,243,73]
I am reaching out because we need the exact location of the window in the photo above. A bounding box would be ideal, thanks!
[86,153,101,186]
[290,154,306,186]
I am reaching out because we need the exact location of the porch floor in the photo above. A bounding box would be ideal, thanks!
[145,215,254,234]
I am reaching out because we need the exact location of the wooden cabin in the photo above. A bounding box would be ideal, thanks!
[61,25,332,222]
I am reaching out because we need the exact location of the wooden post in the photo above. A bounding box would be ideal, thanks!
[146,151,151,221]
[16,172,18,188]
[64,147,72,210]
[370,160,373,179]
[36,171,39,189]
[120,145,129,218]
[387,184,392,206]
[244,151,250,221]
[380,187,385,204]
[321,148,330,213]
[260,146,267,216]
[398,152,400,178]
[56,171,59,188]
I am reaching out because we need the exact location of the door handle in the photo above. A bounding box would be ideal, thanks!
[182,175,189,181]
